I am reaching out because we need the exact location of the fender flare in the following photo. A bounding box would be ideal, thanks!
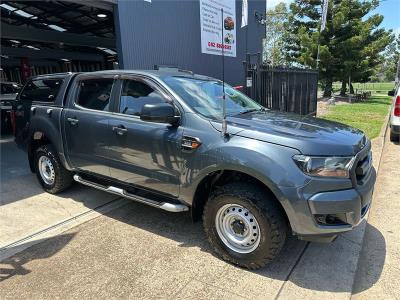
[187,164,294,224]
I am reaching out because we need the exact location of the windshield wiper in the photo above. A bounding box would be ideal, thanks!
[235,108,266,115]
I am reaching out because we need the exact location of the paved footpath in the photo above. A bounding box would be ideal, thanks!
[352,131,400,299]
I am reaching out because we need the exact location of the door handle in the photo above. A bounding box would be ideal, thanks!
[30,106,36,114]
[67,117,79,125]
[46,108,53,116]
[112,125,127,136]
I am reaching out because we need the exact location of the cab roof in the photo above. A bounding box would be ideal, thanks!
[30,69,216,82]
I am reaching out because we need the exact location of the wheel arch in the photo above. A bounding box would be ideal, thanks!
[28,130,53,172]
[191,168,290,226]
[27,127,68,172]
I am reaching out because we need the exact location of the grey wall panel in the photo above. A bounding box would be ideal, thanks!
[116,0,265,85]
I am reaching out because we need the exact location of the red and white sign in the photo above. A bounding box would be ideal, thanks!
[200,0,237,57]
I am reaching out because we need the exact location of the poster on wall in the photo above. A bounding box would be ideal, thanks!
[200,0,237,57]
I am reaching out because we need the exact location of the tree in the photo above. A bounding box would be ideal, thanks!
[286,0,393,96]
[285,0,336,96]
[376,34,400,81]
[263,2,290,66]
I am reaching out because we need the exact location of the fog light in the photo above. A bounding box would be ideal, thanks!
[314,214,348,226]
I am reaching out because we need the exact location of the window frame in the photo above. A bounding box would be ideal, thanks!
[72,74,118,113]
[113,75,182,119]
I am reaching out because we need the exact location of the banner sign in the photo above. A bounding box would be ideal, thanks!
[200,0,237,57]
[241,0,248,28]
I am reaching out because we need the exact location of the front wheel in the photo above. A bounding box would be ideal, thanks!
[203,183,287,270]
[34,144,73,194]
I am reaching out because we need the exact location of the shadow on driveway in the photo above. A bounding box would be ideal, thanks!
[102,202,387,294]
[0,233,76,282]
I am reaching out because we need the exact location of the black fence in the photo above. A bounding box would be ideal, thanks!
[243,54,318,116]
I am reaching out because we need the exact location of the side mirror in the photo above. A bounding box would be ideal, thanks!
[140,102,180,125]
[388,90,395,96]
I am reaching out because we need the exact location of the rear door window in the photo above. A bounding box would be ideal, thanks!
[118,79,166,116]
[75,78,114,112]
[19,79,63,102]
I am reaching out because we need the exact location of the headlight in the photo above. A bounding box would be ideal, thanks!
[293,155,355,178]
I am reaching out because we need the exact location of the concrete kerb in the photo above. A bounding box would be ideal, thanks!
[349,107,391,295]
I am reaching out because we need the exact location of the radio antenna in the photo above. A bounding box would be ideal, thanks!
[221,8,228,136]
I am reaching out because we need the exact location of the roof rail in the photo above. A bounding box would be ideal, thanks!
[34,72,74,77]
[153,65,193,75]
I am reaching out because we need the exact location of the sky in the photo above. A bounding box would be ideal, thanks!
[267,0,400,35]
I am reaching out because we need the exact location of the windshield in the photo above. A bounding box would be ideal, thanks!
[163,76,264,120]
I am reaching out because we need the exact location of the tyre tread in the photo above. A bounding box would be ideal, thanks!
[203,182,287,269]
[35,144,73,194]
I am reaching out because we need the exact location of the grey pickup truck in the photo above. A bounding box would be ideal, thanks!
[13,69,376,269]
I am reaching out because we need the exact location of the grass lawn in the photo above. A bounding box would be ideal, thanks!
[321,94,392,139]
[332,82,395,93]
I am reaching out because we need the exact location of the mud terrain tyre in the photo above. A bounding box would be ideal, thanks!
[203,182,287,270]
[34,144,73,194]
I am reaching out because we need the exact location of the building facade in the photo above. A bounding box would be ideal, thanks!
[1,0,265,85]
[115,0,266,85]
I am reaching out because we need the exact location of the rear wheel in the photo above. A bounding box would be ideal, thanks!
[34,144,73,194]
[203,183,287,270]
[390,130,399,142]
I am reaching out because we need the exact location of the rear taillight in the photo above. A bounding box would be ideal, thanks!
[395,96,400,117]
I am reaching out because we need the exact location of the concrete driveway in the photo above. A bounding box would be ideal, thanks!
[0,200,378,300]
[0,134,390,299]
[0,136,126,248]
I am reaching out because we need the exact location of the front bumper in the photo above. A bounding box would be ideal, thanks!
[278,165,376,242]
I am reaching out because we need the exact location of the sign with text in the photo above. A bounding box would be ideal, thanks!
[200,0,237,57]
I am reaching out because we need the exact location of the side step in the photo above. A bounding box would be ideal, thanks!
[73,175,189,213]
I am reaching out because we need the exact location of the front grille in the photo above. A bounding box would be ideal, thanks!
[361,203,370,217]
[355,151,372,182]
[350,138,372,186]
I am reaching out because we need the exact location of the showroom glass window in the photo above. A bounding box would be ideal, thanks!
[118,79,165,116]
[75,78,114,111]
